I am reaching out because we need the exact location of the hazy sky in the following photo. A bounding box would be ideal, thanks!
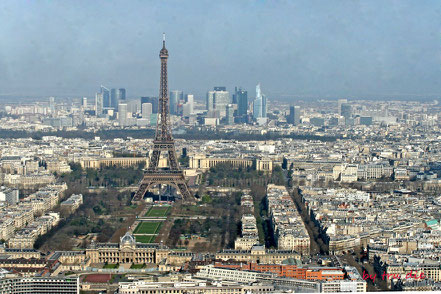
[1,0,441,100]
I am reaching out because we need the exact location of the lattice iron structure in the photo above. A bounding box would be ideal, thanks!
[132,35,192,202]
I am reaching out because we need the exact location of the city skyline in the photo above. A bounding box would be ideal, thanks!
[2,2,441,293]
[0,1,440,100]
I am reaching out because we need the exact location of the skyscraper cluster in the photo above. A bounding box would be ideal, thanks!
[94,86,196,128]
[204,83,267,125]
[95,86,126,116]
[93,83,269,128]
[170,90,194,116]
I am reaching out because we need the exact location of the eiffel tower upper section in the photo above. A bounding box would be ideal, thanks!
[156,33,173,143]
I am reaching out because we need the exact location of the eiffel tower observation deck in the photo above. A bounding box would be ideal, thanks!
[132,34,192,202]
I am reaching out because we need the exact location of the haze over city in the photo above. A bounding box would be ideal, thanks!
[3,1,441,293]
[1,0,441,100]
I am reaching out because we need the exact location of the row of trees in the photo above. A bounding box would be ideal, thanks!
[291,187,329,254]
[0,128,341,142]
[36,187,133,251]
[167,192,242,251]
[249,185,279,248]
[60,162,145,188]
[207,163,286,187]
[37,162,141,251]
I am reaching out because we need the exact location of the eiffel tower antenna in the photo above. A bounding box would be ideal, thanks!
[133,35,192,202]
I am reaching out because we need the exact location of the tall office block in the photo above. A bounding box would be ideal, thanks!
[207,87,229,118]
[185,94,194,115]
[206,91,215,111]
[125,99,139,114]
[237,89,248,116]
[170,90,183,115]
[182,103,192,117]
[215,90,230,117]
[141,97,158,114]
[142,102,152,119]
[262,94,267,118]
[95,93,103,116]
[82,97,87,108]
[253,97,262,118]
[110,88,118,108]
[119,103,128,126]
[118,88,126,101]
[288,105,301,125]
[49,96,55,113]
[294,106,300,125]
[101,86,110,108]
[226,104,234,125]
[287,106,294,124]
[253,83,267,120]
[341,103,352,119]
[232,87,238,104]
[338,99,348,115]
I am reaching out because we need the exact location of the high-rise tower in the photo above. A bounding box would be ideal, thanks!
[141,97,158,114]
[170,90,183,115]
[206,87,229,118]
[110,88,117,108]
[133,34,192,202]
[287,105,301,125]
[337,99,348,115]
[101,86,110,108]
[118,88,126,101]
[95,93,103,116]
[236,88,248,117]
[253,83,266,119]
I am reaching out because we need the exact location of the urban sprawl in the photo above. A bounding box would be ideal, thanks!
[0,89,440,293]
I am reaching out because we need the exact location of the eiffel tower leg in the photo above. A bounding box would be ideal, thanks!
[168,150,179,170]
[176,182,191,201]
[149,150,160,169]
[132,181,150,202]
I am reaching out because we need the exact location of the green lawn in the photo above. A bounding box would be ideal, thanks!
[130,263,146,269]
[135,235,156,243]
[144,206,170,217]
[103,263,119,269]
[133,222,162,234]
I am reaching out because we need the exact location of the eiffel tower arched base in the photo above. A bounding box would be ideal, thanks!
[132,171,193,203]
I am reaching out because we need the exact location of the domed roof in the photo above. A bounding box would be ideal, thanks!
[120,232,136,246]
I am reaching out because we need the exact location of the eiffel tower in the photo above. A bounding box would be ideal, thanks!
[132,34,192,202]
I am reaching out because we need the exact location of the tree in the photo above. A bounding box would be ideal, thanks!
[201,195,212,203]
[282,157,288,169]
